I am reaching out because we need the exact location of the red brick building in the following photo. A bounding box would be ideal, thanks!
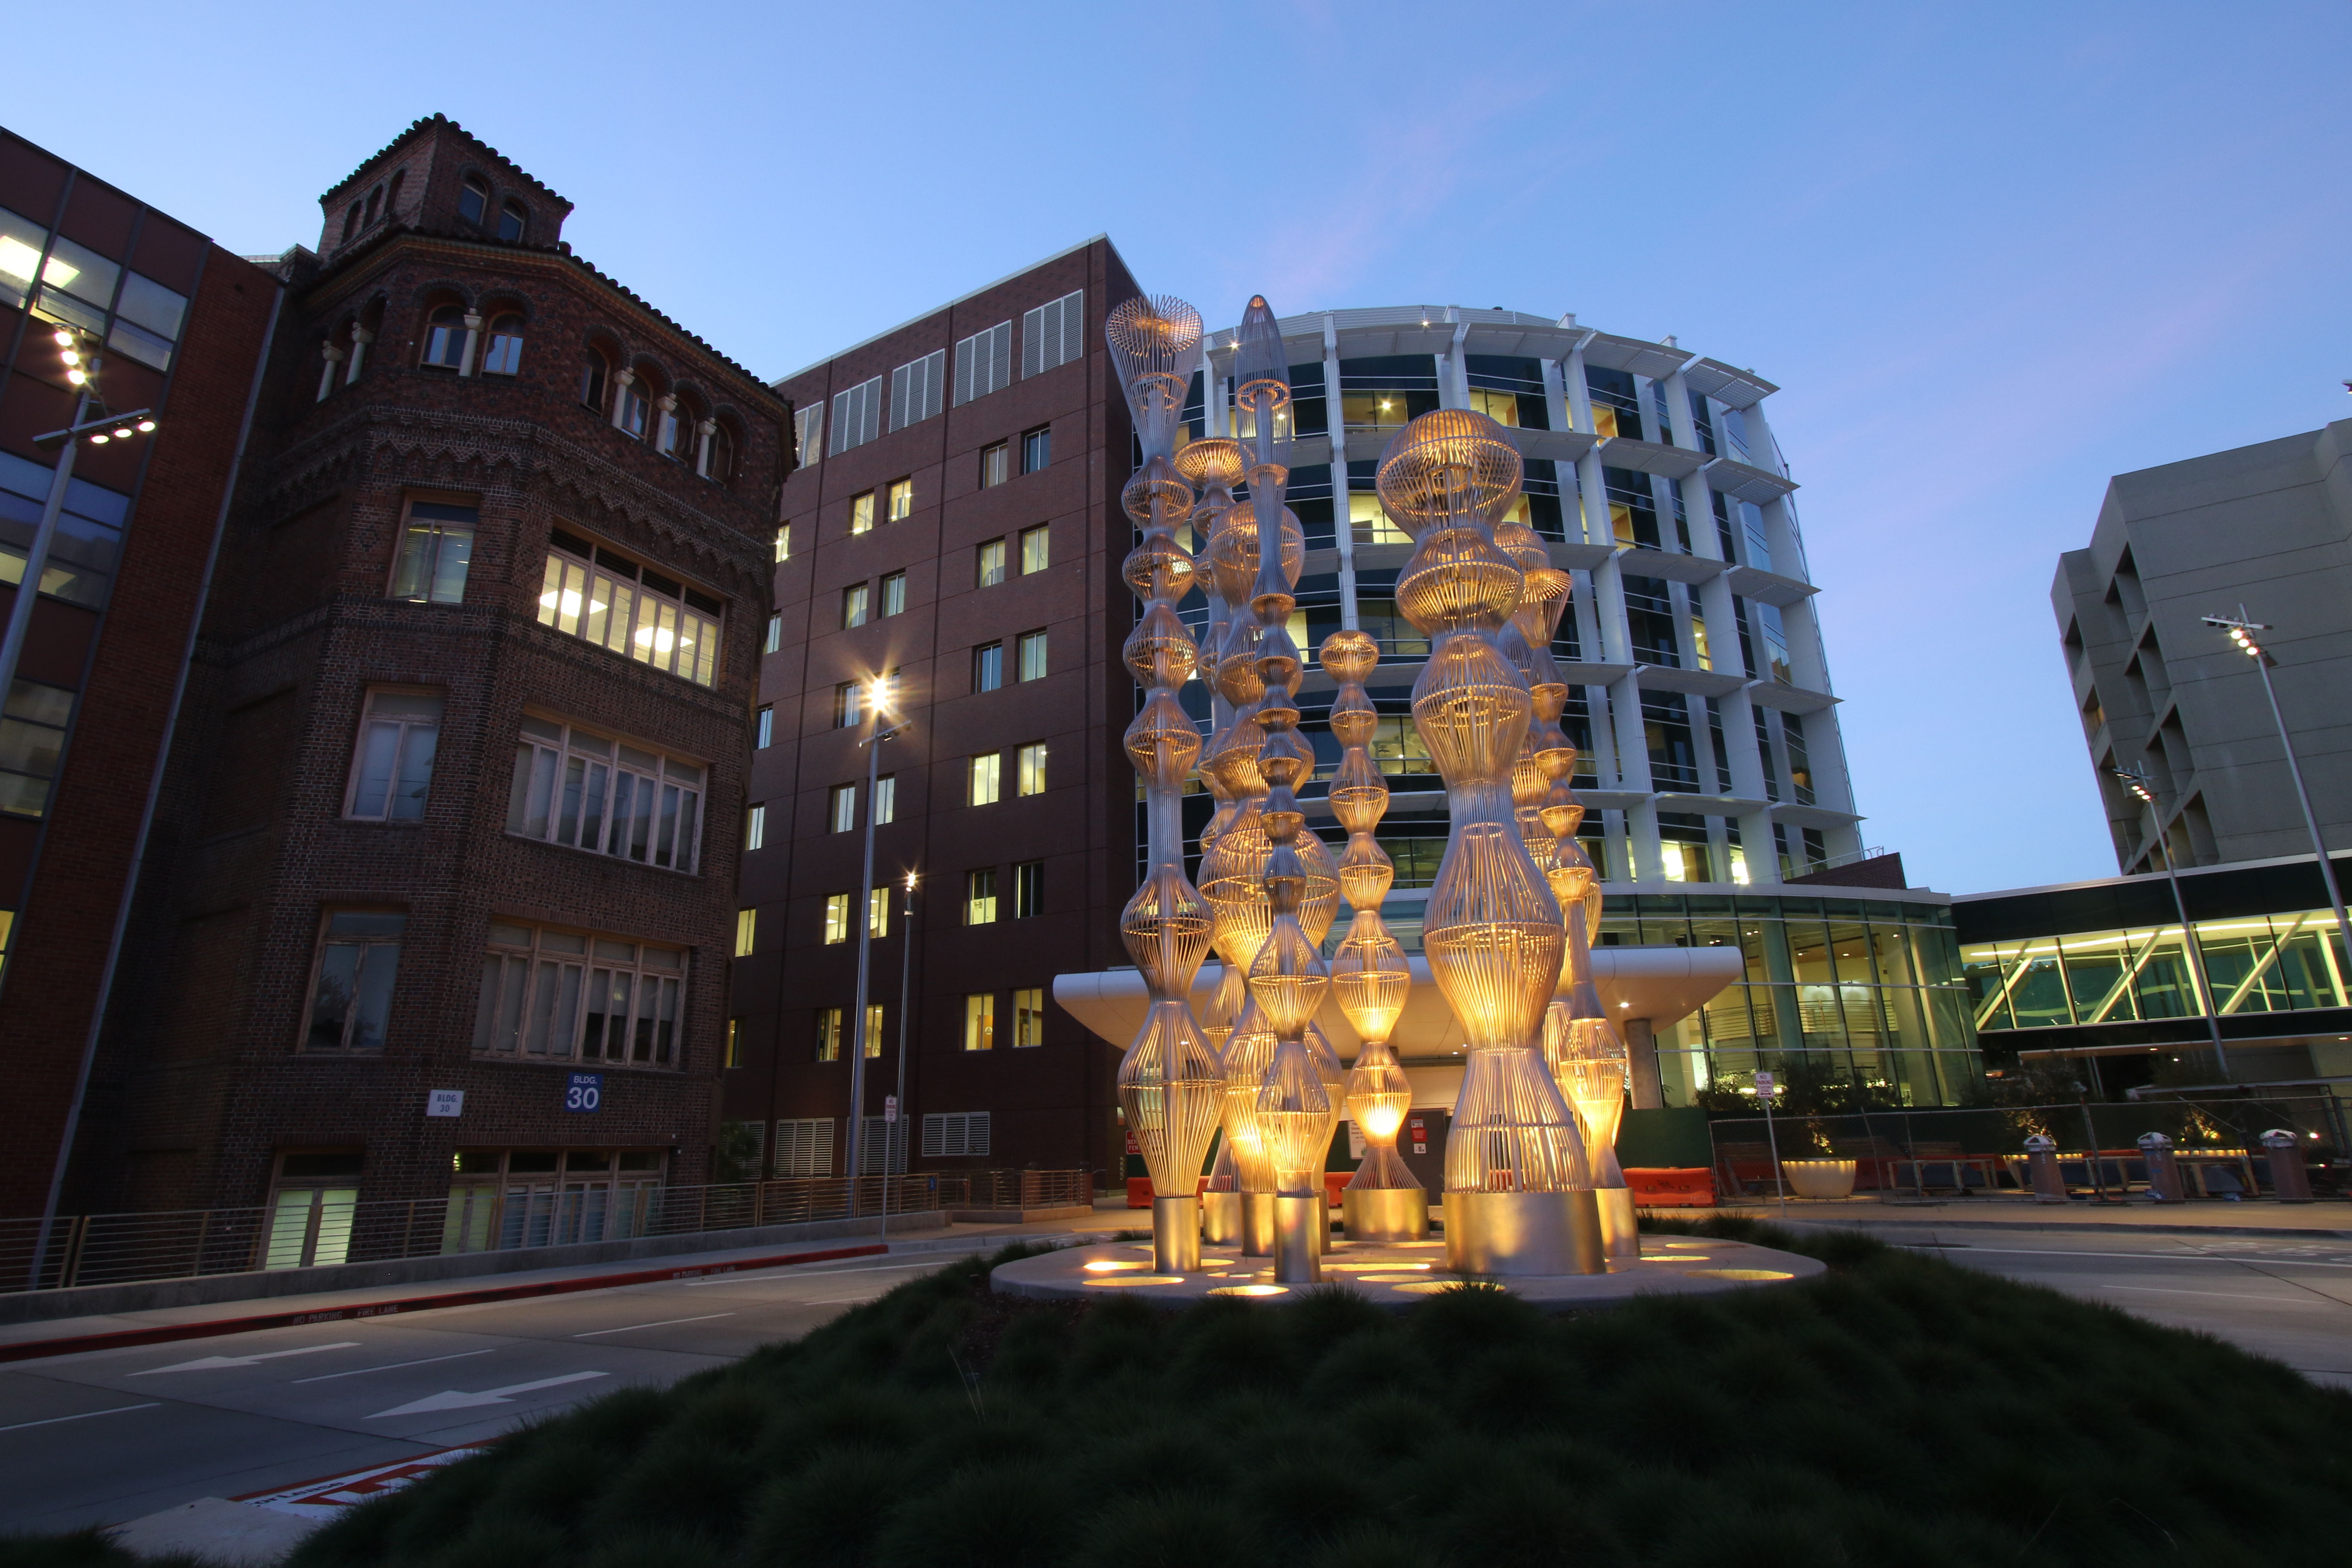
[734,239,1142,1182]
[0,128,280,1221]
[27,116,788,1235]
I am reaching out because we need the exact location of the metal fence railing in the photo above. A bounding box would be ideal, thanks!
[1706,1096,2347,1203]
[1,1169,1092,1296]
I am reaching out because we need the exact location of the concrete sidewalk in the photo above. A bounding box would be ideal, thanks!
[1698,1192,2352,1239]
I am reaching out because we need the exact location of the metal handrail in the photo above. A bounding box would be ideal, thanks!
[0,1169,1091,1296]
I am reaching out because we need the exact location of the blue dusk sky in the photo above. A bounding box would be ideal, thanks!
[11,1,2346,897]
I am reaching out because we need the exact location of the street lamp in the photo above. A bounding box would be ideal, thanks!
[2200,610,2352,996]
[891,868,918,1181]
[843,674,904,1220]
[0,327,160,767]
[2113,763,2227,1076]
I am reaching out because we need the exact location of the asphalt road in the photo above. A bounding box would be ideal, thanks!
[0,1249,965,1537]
[1828,1223,2352,1388]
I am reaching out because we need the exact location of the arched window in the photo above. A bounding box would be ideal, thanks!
[457,176,488,227]
[421,306,468,369]
[497,201,527,242]
[658,397,694,460]
[341,204,360,244]
[579,350,609,414]
[385,171,405,222]
[616,373,650,439]
[707,424,736,485]
[480,314,524,376]
[363,185,383,227]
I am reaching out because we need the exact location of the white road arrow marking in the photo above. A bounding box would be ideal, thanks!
[129,1342,362,1375]
[367,1371,606,1419]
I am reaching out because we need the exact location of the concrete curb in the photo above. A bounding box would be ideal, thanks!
[0,1210,948,1327]
[0,1241,892,1365]
[1705,1210,2352,1241]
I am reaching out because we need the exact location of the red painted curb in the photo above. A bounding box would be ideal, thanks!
[0,1243,890,1364]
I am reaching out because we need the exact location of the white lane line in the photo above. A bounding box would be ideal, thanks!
[573,1314,735,1338]
[0,1403,161,1433]
[293,1349,500,1383]
[368,1372,606,1420]
[1916,1246,2352,1268]
[683,1261,942,1288]
[129,1342,363,1376]
[2090,1284,2347,1308]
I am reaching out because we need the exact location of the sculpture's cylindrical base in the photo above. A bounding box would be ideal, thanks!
[1595,1185,1638,1262]
[1273,1193,1323,1283]
[1240,1191,1277,1256]
[1445,1189,1606,1277]
[1343,1185,1430,1242]
[1151,1195,1201,1274]
[1201,1190,1243,1245]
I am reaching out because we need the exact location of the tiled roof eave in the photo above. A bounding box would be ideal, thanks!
[303,225,785,410]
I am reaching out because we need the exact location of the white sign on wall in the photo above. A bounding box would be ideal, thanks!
[426,1089,465,1119]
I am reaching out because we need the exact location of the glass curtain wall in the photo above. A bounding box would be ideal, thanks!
[1965,911,2349,1034]
[1619,894,1975,1107]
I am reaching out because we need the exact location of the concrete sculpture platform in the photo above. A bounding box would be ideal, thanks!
[991,1233,1824,1308]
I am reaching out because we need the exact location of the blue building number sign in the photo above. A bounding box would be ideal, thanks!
[566,1073,603,1112]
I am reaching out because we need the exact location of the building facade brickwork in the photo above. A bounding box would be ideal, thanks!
[0,128,280,1219]
[731,238,1140,1182]
[48,116,790,1219]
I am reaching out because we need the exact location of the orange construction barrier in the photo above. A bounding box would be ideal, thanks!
[1624,1167,1717,1207]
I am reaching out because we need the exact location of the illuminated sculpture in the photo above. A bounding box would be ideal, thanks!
[1176,436,1248,1246]
[1105,295,1224,1275]
[1378,409,1603,1275]
[1323,628,1427,1240]
[1196,300,1341,1262]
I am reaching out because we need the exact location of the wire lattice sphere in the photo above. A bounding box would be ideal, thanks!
[1376,408,1524,533]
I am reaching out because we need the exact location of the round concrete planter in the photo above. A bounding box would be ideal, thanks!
[1782,1159,1857,1199]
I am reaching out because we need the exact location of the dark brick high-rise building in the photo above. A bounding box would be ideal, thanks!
[40,116,788,1240]
[734,239,1141,1182]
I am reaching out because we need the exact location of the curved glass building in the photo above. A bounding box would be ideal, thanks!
[1179,305,1859,885]
[1161,306,1977,1105]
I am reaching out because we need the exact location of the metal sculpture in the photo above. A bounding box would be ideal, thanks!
[1105,294,1223,1275]
[1194,300,1341,1263]
[1378,409,1603,1276]
[1176,436,1248,1246]
[1323,628,1427,1241]
[1228,296,1341,1282]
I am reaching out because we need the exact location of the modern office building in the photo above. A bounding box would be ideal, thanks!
[1179,305,1866,890]
[1959,852,2352,1096]
[8,115,789,1233]
[0,128,281,1219]
[2058,420,2352,874]
[735,237,1142,1184]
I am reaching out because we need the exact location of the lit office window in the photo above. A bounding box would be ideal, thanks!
[1013,987,1044,1047]
[966,869,998,925]
[1017,742,1046,796]
[1019,524,1049,575]
[535,530,721,688]
[391,502,477,604]
[969,754,1001,805]
[965,992,996,1050]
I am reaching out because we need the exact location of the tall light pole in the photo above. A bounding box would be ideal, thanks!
[2201,611,2352,1001]
[0,329,159,727]
[843,675,902,1218]
[2115,764,2227,1076]
[892,869,918,1177]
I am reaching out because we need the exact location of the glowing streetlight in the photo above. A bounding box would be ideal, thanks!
[2201,609,2352,993]
[0,328,162,769]
[843,671,906,1216]
[2112,763,2226,1076]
